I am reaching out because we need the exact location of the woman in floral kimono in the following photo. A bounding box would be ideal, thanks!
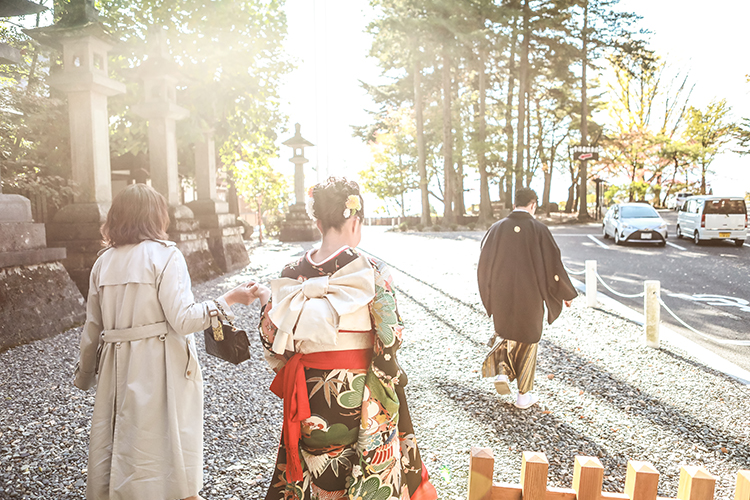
[247,177,437,500]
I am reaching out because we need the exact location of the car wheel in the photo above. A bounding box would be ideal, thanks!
[602,225,609,239]
[693,231,702,245]
[614,231,622,245]
[735,239,745,247]
[676,224,682,239]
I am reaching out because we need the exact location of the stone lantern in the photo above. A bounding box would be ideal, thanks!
[279,124,318,242]
[0,0,85,350]
[25,0,125,296]
[132,29,221,282]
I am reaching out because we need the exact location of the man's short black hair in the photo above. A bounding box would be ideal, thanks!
[515,188,538,207]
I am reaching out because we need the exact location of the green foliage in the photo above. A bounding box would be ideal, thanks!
[1,0,291,210]
[683,99,735,194]
[359,106,419,216]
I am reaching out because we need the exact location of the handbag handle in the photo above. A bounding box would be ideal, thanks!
[213,299,236,329]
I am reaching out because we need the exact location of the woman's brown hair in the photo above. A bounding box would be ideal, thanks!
[101,183,170,247]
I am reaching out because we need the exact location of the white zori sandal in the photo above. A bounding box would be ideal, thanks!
[493,374,511,395]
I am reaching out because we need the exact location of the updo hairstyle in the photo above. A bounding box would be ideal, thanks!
[101,183,170,247]
[309,177,365,232]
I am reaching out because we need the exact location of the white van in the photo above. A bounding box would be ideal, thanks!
[676,196,748,246]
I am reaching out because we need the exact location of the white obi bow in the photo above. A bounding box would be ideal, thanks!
[268,254,376,354]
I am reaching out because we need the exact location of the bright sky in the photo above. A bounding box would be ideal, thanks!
[275,0,750,212]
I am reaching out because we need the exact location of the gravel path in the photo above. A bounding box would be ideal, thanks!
[1,227,748,500]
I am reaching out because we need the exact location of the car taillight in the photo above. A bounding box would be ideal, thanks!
[745,212,748,228]
[701,213,706,228]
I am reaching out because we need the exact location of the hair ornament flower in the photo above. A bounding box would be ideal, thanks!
[343,195,361,219]
[305,186,316,221]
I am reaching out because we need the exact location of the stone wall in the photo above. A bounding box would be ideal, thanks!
[0,262,86,351]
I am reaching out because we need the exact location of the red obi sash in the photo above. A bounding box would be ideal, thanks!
[270,348,371,482]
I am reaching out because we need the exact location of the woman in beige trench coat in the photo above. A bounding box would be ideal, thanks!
[74,184,257,500]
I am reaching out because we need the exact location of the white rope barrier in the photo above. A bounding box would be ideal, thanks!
[563,263,586,276]
[594,272,645,298]
[657,297,750,347]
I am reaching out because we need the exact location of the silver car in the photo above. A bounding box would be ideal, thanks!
[602,203,668,246]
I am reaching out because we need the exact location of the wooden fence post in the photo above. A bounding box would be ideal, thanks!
[521,452,549,500]
[735,471,750,500]
[677,466,716,500]
[573,456,604,500]
[468,447,495,500]
[624,461,659,500]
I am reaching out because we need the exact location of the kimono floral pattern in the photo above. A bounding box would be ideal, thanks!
[259,248,435,500]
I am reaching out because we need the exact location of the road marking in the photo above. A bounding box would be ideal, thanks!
[666,241,686,251]
[587,234,609,249]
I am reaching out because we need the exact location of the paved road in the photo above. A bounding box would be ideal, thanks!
[550,209,750,372]
[362,213,750,373]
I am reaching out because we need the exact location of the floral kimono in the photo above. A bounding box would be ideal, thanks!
[259,247,437,500]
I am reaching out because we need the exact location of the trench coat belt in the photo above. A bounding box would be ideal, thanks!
[102,322,169,343]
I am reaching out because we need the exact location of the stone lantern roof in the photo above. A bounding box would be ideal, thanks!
[282,123,314,149]
[0,0,46,18]
[24,0,118,50]
[0,0,47,65]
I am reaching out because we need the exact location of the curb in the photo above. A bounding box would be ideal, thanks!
[570,277,750,386]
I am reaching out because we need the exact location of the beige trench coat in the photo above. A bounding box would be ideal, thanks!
[75,240,220,500]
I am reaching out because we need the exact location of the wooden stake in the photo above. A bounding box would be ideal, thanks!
[624,461,659,500]
[573,456,604,500]
[521,452,549,500]
[735,471,750,500]
[677,466,716,500]
[468,447,494,500]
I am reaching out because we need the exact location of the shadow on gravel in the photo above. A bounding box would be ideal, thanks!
[538,337,750,465]
[431,378,632,493]
[655,347,744,384]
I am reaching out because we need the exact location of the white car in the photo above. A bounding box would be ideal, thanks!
[676,196,747,246]
[666,192,691,210]
[602,203,668,246]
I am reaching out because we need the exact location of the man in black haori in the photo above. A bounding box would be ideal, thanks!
[477,188,577,409]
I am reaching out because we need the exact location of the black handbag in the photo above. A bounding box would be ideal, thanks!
[203,301,251,365]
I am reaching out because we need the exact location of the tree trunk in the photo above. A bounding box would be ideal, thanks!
[542,142,555,213]
[542,167,552,212]
[442,46,454,225]
[514,0,530,200]
[504,14,519,209]
[454,65,465,219]
[477,47,492,224]
[578,0,591,220]
[525,88,533,187]
[413,50,430,226]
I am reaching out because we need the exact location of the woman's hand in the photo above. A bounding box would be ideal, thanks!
[246,282,271,307]
[222,281,271,306]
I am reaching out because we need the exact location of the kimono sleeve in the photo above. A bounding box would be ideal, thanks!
[477,225,498,316]
[258,300,288,373]
[74,263,103,391]
[156,248,213,336]
[540,227,578,324]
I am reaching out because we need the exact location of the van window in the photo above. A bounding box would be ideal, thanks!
[703,199,747,215]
